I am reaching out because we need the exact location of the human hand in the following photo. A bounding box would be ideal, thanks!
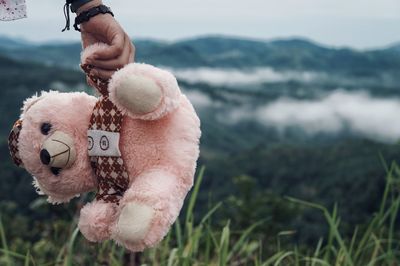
[78,0,135,80]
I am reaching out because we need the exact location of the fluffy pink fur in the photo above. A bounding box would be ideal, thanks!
[78,201,118,242]
[18,44,201,251]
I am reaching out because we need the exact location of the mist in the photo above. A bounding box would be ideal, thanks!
[228,90,400,143]
[169,67,320,86]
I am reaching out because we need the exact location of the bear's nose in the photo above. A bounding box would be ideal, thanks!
[40,149,51,165]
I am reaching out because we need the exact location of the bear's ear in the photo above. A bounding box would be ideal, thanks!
[21,91,58,117]
[81,43,110,65]
[21,93,45,117]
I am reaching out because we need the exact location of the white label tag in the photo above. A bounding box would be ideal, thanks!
[87,130,122,157]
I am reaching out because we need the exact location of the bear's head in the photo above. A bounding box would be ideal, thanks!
[8,91,98,203]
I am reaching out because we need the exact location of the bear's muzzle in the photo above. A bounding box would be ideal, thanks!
[40,131,76,170]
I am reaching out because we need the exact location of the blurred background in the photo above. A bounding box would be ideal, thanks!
[1,0,400,264]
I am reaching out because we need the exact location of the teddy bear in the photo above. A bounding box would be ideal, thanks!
[7,43,201,252]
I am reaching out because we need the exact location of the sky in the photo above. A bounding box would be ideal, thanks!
[0,0,399,49]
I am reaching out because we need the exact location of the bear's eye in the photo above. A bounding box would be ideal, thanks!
[40,123,52,135]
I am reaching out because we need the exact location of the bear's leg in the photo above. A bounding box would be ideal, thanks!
[111,168,188,252]
[78,201,118,242]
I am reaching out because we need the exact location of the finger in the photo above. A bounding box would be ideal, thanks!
[129,41,135,63]
[90,68,115,80]
[86,76,97,87]
[92,31,125,60]
[81,33,97,49]
[90,38,132,70]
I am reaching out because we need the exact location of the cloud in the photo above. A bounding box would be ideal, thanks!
[169,67,319,87]
[230,90,400,142]
[183,89,214,109]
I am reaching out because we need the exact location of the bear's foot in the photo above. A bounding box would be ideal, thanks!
[112,202,155,249]
[108,63,181,121]
[78,201,118,242]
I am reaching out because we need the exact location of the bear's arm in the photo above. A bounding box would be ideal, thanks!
[108,63,182,121]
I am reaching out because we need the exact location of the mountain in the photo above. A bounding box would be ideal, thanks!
[386,43,400,53]
[0,35,32,49]
[1,35,400,72]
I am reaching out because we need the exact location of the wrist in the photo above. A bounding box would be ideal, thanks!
[76,0,103,14]
[74,4,114,31]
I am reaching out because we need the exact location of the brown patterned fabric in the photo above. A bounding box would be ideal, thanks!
[82,64,130,204]
[8,119,24,168]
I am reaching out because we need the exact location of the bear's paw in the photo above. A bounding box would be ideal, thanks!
[112,202,155,244]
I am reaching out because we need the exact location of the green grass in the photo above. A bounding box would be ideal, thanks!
[1,164,400,265]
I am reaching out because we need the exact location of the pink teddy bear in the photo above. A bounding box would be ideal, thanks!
[8,44,201,251]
